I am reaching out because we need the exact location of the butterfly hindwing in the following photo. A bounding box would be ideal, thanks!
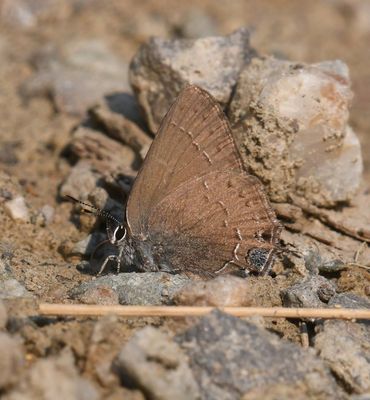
[145,171,281,274]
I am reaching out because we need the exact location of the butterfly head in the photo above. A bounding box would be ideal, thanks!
[66,195,128,246]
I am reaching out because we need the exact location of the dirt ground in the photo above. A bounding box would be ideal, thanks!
[0,0,369,398]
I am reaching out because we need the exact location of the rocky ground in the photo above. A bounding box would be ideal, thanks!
[0,1,369,399]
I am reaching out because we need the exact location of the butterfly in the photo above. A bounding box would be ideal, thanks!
[68,85,282,277]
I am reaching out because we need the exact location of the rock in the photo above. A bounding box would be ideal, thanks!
[0,332,24,390]
[102,92,145,128]
[40,204,54,224]
[89,104,152,160]
[66,127,136,177]
[4,196,29,222]
[21,39,130,116]
[176,310,343,399]
[173,275,274,307]
[75,284,119,305]
[82,315,128,390]
[70,272,191,305]
[328,293,370,309]
[318,259,346,274]
[0,299,7,329]
[281,275,336,308]
[59,160,100,200]
[280,229,359,275]
[0,278,33,299]
[116,326,200,400]
[3,348,99,400]
[240,382,329,400]
[229,57,363,207]
[315,320,370,394]
[0,0,70,29]
[130,27,255,133]
[33,204,55,226]
[69,233,107,258]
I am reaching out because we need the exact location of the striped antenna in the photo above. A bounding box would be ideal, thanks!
[65,195,121,226]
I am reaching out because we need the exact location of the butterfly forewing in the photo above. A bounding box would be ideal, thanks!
[126,85,243,235]
[146,171,281,274]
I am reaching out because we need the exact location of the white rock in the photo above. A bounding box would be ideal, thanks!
[4,196,29,222]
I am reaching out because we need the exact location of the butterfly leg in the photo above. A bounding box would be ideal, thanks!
[215,244,244,274]
[116,246,124,274]
[97,254,118,276]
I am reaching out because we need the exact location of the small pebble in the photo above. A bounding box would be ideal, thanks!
[0,278,33,299]
[4,196,29,222]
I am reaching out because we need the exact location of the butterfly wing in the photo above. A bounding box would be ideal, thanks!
[126,85,243,235]
[145,171,281,274]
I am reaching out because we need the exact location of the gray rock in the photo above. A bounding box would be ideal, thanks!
[0,278,33,300]
[130,27,255,133]
[116,326,200,400]
[229,57,363,207]
[59,161,100,200]
[4,196,29,222]
[0,332,24,390]
[102,92,145,128]
[328,293,370,309]
[70,233,106,258]
[176,310,343,400]
[32,204,55,226]
[70,272,191,305]
[315,320,370,394]
[318,259,347,274]
[66,126,136,177]
[3,348,99,400]
[0,0,65,29]
[21,39,130,116]
[39,204,54,225]
[281,275,336,308]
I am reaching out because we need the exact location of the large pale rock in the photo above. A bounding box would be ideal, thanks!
[229,57,363,207]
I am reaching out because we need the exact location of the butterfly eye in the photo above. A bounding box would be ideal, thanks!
[114,225,127,242]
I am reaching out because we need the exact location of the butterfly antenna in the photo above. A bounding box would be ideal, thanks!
[65,195,121,226]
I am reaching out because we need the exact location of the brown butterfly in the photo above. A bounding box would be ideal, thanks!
[69,85,282,277]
